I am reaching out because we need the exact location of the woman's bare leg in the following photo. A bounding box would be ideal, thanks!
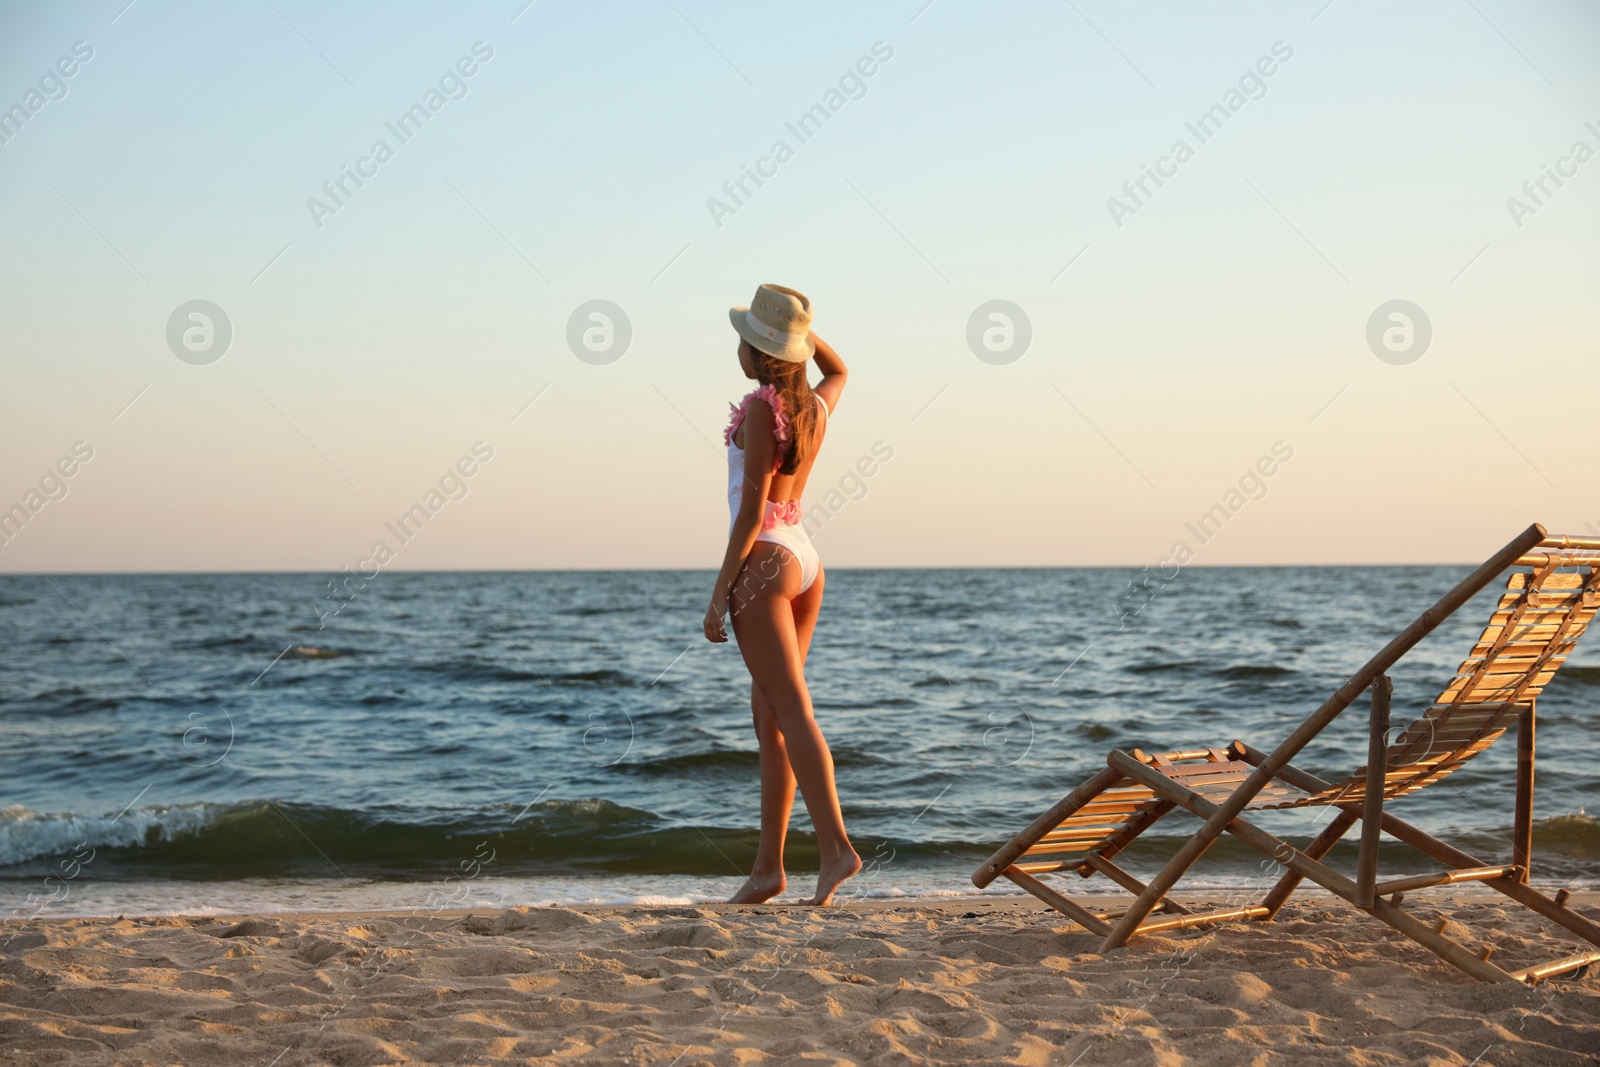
[728,569,824,904]
[730,548,860,905]
[727,685,795,903]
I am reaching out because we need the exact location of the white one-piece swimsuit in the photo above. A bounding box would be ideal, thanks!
[726,391,827,593]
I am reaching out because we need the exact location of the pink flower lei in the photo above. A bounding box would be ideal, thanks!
[724,384,791,469]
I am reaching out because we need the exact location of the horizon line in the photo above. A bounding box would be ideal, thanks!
[0,559,1501,579]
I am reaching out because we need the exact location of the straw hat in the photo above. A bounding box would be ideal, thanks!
[728,283,815,362]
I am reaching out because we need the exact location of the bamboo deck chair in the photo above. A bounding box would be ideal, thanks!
[973,524,1600,984]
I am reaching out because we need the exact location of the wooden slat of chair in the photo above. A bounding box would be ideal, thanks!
[1476,613,1597,645]
[1436,564,1558,711]
[1404,708,1517,729]
[1482,599,1586,620]
[1474,613,1581,645]
[1455,650,1572,669]
[1013,860,1075,875]
[1079,798,1178,868]
[1450,665,1566,686]
[1436,687,1556,711]
[1026,840,1123,858]
[1467,636,1583,655]
[977,770,1197,928]
[1508,571,1589,590]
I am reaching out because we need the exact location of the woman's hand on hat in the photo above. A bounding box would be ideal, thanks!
[811,332,848,409]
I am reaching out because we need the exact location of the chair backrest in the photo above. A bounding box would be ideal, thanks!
[1370,552,1600,798]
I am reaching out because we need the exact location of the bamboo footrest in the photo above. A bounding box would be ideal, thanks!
[1372,865,1522,896]
[1133,905,1270,936]
[1510,948,1600,985]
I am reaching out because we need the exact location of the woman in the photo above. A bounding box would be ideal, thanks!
[703,283,860,906]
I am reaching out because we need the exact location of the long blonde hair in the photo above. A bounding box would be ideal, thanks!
[753,351,818,475]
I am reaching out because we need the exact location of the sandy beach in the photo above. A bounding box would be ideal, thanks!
[2,894,1596,1066]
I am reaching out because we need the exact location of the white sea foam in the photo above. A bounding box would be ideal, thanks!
[612,894,698,907]
[0,803,219,867]
[2,869,1592,921]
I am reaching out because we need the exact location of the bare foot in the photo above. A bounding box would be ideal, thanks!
[728,869,786,904]
[803,850,862,906]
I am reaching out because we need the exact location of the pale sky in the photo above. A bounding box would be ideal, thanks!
[2,0,1597,573]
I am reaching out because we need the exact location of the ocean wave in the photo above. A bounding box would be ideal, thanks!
[416,662,633,686]
[821,696,918,710]
[0,798,956,879]
[1529,811,1598,847]
[616,750,760,776]
[1126,661,1202,674]
[1216,664,1297,680]
[0,802,218,868]
[14,687,121,715]
[283,645,348,660]
[553,669,635,686]
[185,634,261,650]
[617,746,890,777]
[5,800,1596,883]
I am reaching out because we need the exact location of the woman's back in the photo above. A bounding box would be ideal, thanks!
[730,390,830,504]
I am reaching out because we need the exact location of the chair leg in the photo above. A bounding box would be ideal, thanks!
[1001,866,1112,936]
[1356,675,1392,907]
[1088,749,1588,983]
[1373,810,1600,950]
[1513,704,1535,885]
[1098,815,1227,949]
[1083,853,1191,915]
[1361,895,1517,983]
[1107,751,1519,982]
[1244,749,1600,949]
[1261,809,1358,918]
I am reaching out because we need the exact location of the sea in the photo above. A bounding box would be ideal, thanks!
[3,566,1597,921]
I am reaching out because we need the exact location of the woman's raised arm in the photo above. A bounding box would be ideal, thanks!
[811,333,848,414]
